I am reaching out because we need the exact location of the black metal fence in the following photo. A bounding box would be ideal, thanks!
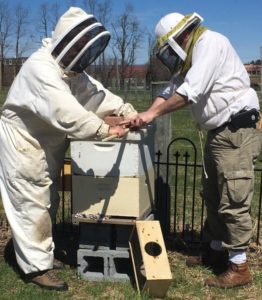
[55,136,262,246]
[154,137,262,246]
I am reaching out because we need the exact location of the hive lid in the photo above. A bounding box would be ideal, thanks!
[70,124,155,142]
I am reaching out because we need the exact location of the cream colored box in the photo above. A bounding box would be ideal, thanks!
[72,168,155,218]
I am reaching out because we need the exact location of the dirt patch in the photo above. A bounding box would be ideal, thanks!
[247,242,262,269]
[0,220,11,256]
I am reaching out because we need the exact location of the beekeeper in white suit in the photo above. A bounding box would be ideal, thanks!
[123,12,262,289]
[0,7,136,291]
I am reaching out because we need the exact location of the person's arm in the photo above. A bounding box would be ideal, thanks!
[150,92,188,117]
[124,93,189,127]
[150,96,167,109]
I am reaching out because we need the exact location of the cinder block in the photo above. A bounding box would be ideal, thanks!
[79,223,133,250]
[77,248,132,281]
[77,249,109,281]
[114,225,134,250]
[79,223,112,250]
[129,220,172,298]
[109,249,132,281]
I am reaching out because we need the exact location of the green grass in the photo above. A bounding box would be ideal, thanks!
[0,88,262,299]
[1,247,262,300]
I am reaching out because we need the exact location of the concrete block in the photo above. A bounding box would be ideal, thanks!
[77,248,132,282]
[77,249,109,281]
[79,223,112,250]
[109,249,132,281]
[114,224,134,250]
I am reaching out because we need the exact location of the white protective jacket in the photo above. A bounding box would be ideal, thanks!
[160,30,259,130]
[0,38,136,274]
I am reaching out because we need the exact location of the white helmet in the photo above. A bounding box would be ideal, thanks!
[51,7,111,73]
[155,12,203,73]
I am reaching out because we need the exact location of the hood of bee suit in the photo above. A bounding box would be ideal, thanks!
[155,12,203,74]
[51,7,111,73]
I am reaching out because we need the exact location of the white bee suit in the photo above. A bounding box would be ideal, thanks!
[0,36,135,274]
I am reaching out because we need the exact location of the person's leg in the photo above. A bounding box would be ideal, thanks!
[186,129,229,269]
[0,122,67,290]
[201,130,229,242]
[205,126,261,288]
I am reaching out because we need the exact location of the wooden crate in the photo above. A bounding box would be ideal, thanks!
[129,220,172,298]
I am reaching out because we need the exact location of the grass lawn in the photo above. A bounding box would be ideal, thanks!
[0,237,262,300]
[0,88,262,299]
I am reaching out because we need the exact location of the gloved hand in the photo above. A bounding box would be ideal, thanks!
[96,121,128,140]
[117,103,137,118]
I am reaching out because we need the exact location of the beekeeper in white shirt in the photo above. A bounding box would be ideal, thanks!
[123,12,262,289]
[0,7,136,290]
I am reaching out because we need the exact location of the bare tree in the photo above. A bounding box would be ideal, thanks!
[37,1,62,43]
[14,4,30,59]
[82,0,113,87]
[82,0,112,24]
[144,31,170,82]
[50,2,62,30]
[0,0,12,87]
[67,0,78,7]
[145,31,155,86]
[111,4,142,90]
[38,3,51,40]
[0,0,11,58]
[82,0,97,15]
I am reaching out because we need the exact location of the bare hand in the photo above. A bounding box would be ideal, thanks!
[108,125,128,138]
[120,111,155,129]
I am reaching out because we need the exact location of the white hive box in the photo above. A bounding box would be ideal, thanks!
[71,126,155,177]
[71,125,155,218]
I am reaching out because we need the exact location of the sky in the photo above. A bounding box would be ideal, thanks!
[9,0,262,64]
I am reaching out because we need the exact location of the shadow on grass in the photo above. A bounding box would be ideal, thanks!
[53,222,79,268]
[3,222,79,279]
[3,238,24,278]
[165,232,228,276]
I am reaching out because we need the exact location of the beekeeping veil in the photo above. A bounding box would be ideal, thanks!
[51,7,111,73]
[155,12,203,74]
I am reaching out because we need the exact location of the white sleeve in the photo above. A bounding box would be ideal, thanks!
[4,57,107,139]
[176,31,221,103]
[37,79,107,139]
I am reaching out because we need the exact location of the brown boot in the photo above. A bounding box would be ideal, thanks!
[26,270,68,291]
[205,262,252,288]
[186,247,228,270]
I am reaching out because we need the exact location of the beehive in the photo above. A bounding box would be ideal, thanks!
[70,125,155,218]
